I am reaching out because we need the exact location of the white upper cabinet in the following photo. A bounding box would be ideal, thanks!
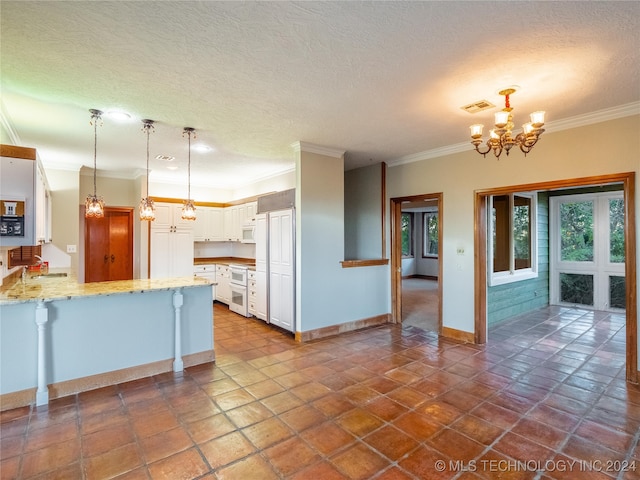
[152,202,194,230]
[193,207,223,242]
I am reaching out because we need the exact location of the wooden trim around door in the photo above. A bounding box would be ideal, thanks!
[390,193,443,331]
[474,172,637,383]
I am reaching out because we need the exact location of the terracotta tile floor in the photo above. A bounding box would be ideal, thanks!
[2,304,640,479]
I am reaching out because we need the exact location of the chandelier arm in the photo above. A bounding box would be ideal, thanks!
[473,141,492,157]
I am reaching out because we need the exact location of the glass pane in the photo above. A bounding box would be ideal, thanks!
[513,196,531,270]
[401,213,412,257]
[560,273,594,306]
[609,198,625,263]
[609,275,626,309]
[560,201,594,262]
[423,213,438,256]
[492,195,509,272]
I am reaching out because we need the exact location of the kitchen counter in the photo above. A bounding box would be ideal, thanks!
[0,270,214,410]
[0,269,211,305]
[194,256,255,267]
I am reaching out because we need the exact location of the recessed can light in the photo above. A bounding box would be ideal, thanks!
[192,144,212,153]
[106,110,132,122]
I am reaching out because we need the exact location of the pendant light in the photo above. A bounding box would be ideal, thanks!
[85,109,105,218]
[139,119,156,221]
[181,127,196,220]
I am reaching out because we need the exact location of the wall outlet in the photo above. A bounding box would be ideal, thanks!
[456,247,465,255]
[66,244,77,253]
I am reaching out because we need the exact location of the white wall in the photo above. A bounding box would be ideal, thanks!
[296,146,390,332]
[232,169,296,201]
[344,164,383,260]
[387,115,640,346]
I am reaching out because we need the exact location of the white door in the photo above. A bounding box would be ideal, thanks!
[550,192,625,311]
[269,209,294,332]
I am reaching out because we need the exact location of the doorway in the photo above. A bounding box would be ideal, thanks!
[84,207,133,283]
[550,191,625,311]
[390,193,442,331]
[474,173,637,382]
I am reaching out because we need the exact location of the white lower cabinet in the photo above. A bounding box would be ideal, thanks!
[193,264,216,301]
[248,270,257,317]
[215,264,231,304]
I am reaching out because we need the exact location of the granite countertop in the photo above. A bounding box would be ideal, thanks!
[0,269,211,306]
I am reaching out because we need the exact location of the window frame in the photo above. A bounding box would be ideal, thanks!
[401,212,414,258]
[488,192,538,286]
[422,211,439,258]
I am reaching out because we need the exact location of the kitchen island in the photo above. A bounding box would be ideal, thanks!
[0,271,214,410]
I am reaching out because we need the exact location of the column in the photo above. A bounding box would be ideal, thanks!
[35,301,49,406]
[172,289,184,372]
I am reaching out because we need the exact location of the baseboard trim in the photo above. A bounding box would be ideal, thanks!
[441,326,475,344]
[297,314,391,342]
[0,350,215,411]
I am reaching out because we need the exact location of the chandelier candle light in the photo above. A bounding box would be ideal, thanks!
[85,109,105,218]
[181,127,196,220]
[139,119,156,221]
[470,88,545,159]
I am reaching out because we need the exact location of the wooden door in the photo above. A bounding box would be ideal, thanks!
[85,208,133,283]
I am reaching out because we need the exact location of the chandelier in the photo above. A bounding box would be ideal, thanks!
[181,127,196,220]
[469,88,545,159]
[85,109,105,218]
[139,119,156,221]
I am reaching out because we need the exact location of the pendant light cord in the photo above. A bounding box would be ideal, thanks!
[146,124,150,195]
[93,116,98,197]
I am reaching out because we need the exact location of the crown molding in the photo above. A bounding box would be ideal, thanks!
[291,141,345,158]
[543,101,640,134]
[387,101,640,168]
[0,100,21,146]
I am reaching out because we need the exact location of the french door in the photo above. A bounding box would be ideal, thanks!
[549,192,625,311]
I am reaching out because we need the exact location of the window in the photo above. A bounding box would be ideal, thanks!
[401,212,413,257]
[423,212,438,257]
[489,193,537,285]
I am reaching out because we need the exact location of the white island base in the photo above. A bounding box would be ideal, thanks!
[1,279,214,410]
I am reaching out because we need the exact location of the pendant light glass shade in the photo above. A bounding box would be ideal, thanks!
[139,119,156,221]
[181,127,196,220]
[85,109,105,218]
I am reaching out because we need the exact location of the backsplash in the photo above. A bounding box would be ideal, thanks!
[194,241,256,260]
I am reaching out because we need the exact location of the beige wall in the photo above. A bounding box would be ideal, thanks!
[387,114,640,338]
[45,169,80,273]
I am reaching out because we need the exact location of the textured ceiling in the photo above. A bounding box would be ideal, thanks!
[1,1,639,189]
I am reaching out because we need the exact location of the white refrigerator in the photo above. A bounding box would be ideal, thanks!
[255,208,295,332]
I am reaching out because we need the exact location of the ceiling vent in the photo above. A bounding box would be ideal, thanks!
[461,100,495,114]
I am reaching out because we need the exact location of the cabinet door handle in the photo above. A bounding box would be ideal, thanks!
[104,254,109,263]
[111,254,115,263]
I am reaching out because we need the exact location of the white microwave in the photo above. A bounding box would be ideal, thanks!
[241,223,255,243]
